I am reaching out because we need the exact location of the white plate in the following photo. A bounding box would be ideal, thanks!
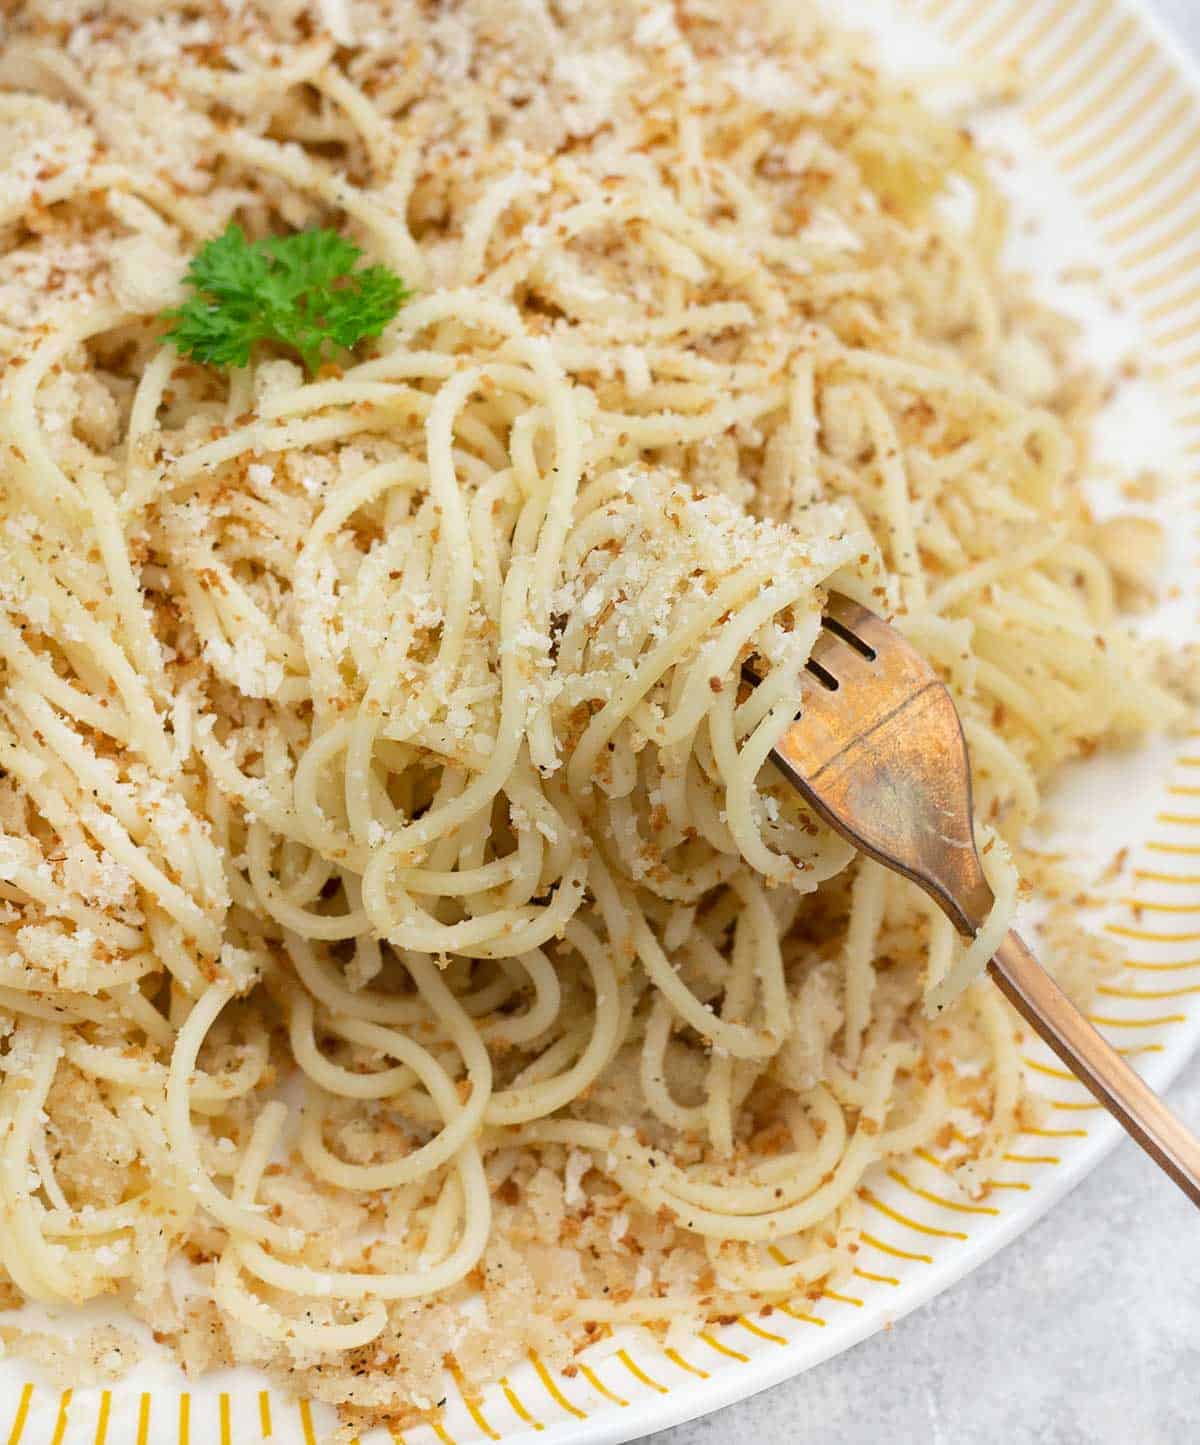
[7,1,1200,1441]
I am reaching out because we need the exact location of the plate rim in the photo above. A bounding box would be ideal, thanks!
[469,2,1200,1435]
[4,3,1200,1442]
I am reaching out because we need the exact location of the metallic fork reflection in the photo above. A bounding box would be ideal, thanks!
[756,592,1200,1207]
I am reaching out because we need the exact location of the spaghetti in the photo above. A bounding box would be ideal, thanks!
[0,0,1181,1427]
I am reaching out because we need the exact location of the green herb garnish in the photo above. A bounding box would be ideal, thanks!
[163,225,409,375]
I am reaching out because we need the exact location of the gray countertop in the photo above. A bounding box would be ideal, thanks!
[655,3,1200,1441]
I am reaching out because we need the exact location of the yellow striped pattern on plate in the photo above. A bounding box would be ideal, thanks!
[5,1,1199,1440]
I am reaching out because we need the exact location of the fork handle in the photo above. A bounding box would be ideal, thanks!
[988,931,1200,1207]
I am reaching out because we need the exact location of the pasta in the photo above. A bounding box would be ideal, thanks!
[0,0,1182,1428]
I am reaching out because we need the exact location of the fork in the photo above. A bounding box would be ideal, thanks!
[760,591,1200,1206]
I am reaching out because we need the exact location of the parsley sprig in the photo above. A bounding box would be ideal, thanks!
[163,225,409,375]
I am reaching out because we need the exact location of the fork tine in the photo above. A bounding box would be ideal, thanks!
[807,616,876,686]
[769,591,1200,1210]
[794,666,838,713]
[820,610,877,661]
[822,591,876,633]
[771,591,986,925]
[807,627,843,671]
[741,620,866,706]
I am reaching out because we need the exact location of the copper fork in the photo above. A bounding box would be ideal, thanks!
[761,591,1200,1205]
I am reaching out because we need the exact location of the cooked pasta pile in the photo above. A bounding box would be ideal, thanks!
[0,0,1181,1428]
